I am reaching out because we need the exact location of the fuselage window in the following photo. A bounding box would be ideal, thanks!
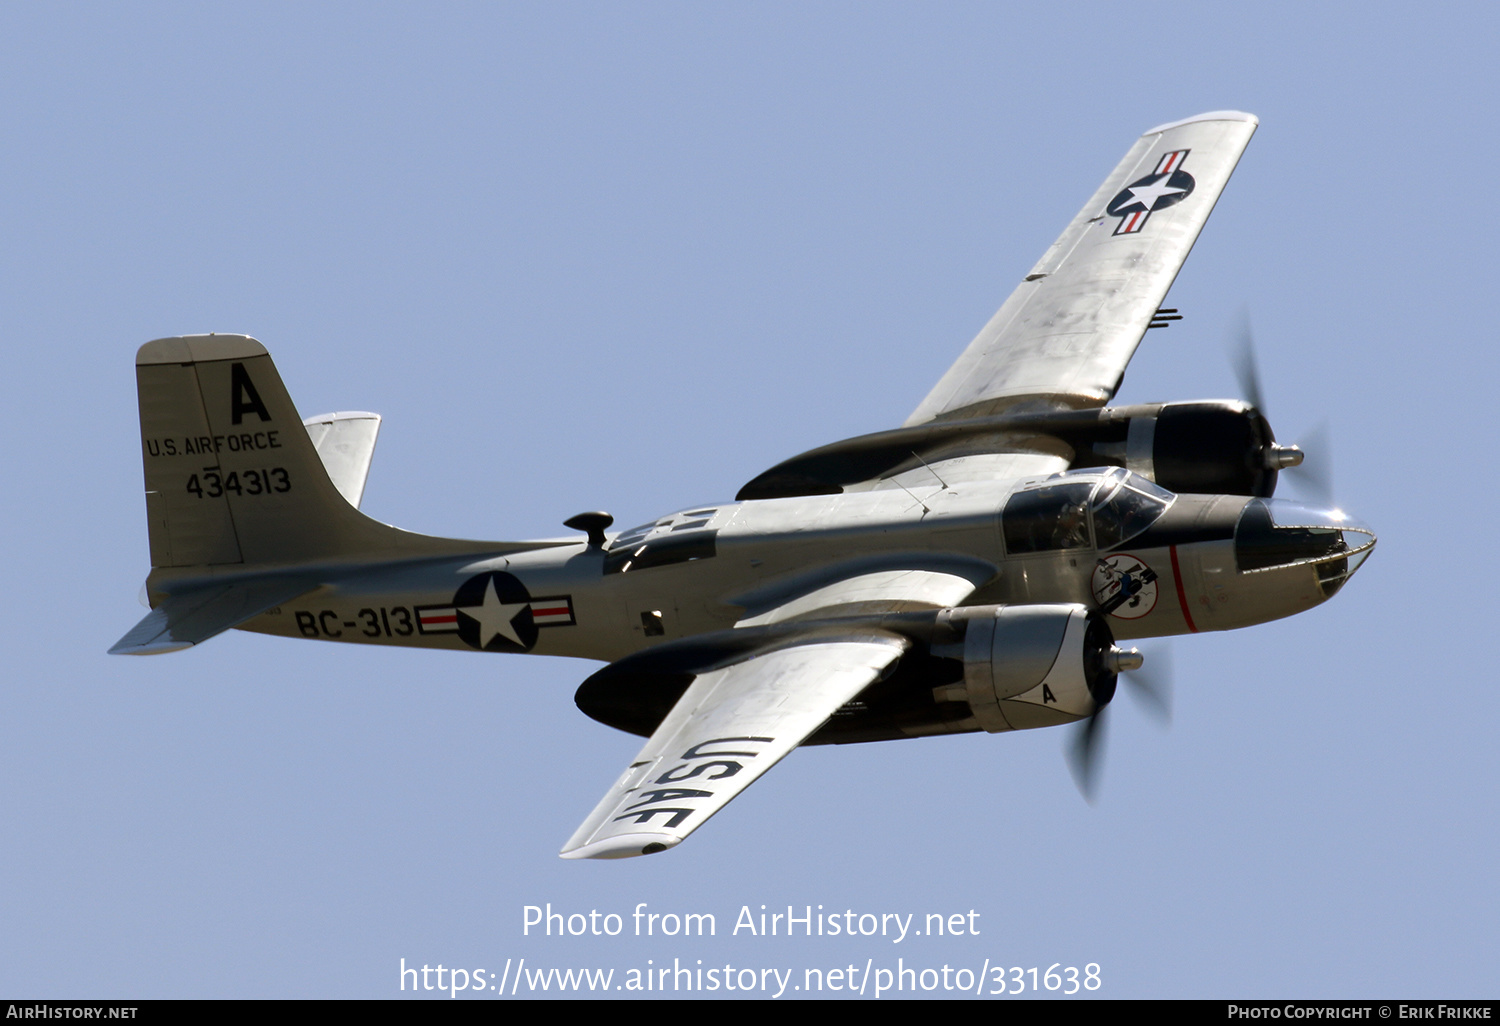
[604,531,718,575]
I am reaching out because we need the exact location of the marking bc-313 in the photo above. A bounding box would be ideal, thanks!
[295,606,416,639]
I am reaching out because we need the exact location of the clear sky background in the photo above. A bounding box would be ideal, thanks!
[2,2,1493,1000]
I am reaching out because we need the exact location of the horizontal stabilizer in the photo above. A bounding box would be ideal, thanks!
[303,411,381,509]
[109,576,317,655]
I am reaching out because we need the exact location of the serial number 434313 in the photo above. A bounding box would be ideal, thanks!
[186,467,290,498]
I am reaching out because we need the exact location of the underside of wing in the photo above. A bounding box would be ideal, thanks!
[563,561,996,858]
[561,632,909,859]
[907,111,1258,426]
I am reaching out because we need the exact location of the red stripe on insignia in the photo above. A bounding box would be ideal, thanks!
[532,605,570,617]
[1169,544,1198,633]
[424,615,457,624]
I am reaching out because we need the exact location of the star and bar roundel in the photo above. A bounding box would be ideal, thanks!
[414,571,575,652]
[1106,149,1195,235]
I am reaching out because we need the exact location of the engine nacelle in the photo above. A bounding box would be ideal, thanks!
[1067,400,1295,497]
[944,604,1123,733]
[736,398,1300,502]
[575,604,1139,745]
[1142,401,1286,497]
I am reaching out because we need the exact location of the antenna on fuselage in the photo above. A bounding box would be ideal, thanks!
[891,478,931,515]
[910,450,949,490]
[564,511,614,548]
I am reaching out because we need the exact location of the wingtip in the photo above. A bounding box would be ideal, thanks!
[1143,110,1258,136]
[559,834,680,860]
[108,640,194,656]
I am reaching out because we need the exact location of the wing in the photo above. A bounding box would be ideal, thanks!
[563,562,990,858]
[906,111,1258,426]
[560,632,908,859]
[733,563,991,626]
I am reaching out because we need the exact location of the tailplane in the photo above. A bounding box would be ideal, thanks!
[303,410,381,509]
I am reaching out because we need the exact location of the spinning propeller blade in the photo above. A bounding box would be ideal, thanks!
[1232,313,1334,502]
[1232,312,1266,416]
[1290,420,1335,506]
[1067,702,1109,803]
[1067,646,1173,802]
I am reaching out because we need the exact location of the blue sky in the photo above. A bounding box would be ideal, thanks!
[2,2,1494,999]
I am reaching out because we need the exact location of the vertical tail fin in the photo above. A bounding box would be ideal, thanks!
[134,334,527,570]
[118,334,556,654]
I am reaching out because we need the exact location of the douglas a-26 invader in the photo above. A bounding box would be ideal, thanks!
[114,112,1374,858]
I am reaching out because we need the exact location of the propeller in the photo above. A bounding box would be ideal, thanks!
[1290,420,1334,507]
[1124,644,1173,725]
[1067,645,1173,803]
[1231,312,1334,503]
[1231,312,1267,415]
[1067,702,1110,803]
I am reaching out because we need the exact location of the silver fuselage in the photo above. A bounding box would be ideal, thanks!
[234,473,1369,665]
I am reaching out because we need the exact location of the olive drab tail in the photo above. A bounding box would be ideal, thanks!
[134,334,395,568]
[115,335,549,655]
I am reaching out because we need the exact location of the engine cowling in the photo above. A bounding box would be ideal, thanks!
[1062,400,1300,497]
[1146,401,1292,496]
[948,604,1128,733]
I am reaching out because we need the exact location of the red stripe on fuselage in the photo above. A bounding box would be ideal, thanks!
[1169,544,1198,633]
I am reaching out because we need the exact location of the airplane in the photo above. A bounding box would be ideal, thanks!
[112,111,1375,859]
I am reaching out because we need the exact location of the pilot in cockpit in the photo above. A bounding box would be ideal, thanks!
[1057,500,1090,549]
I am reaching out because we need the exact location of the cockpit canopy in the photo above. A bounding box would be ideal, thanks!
[604,508,721,575]
[1003,468,1173,555]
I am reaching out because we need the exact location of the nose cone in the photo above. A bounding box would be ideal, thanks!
[1235,499,1376,597]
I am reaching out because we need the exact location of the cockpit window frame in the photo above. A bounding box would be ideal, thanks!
[603,508,723,575]
[1002,469,1174,556]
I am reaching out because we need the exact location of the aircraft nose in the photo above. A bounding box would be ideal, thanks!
[1235,498,1376,598]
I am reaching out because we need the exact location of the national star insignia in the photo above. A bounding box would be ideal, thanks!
[458,575,531,647]
[1122,173,1187,211]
